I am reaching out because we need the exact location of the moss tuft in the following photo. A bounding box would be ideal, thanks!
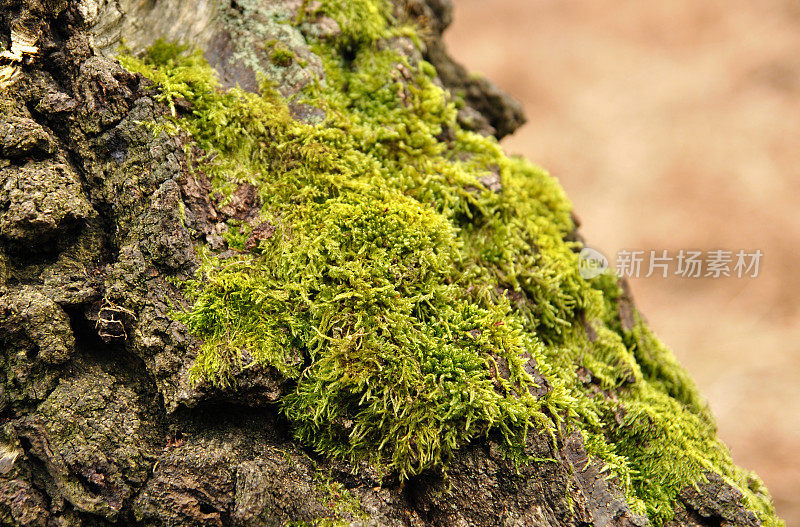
[267,40,296,67]
[119,4,782,524]
[317,0,389,51]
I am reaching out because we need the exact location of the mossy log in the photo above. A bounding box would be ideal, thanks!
[0,0,783,525]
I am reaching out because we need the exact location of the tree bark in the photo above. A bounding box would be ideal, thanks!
[0,1,780,526]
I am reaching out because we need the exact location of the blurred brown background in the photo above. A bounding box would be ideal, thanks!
[446,0,800,522]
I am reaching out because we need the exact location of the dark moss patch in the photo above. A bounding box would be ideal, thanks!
[269,44,295,67]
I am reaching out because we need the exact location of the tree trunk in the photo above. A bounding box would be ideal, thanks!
[0,1,782,526]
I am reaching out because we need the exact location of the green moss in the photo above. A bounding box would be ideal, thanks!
[288,520,347,527]
[314,472,368,520]
[316,0,389,51]
[118,5,782,525]
[266,40,295,67]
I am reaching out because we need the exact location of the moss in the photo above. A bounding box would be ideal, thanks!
[270,47,295,67]
[265,39,296,67]
[313,472,368,520]
[316,0,389,51]
[288,520,347,527]
[118,5,782,525]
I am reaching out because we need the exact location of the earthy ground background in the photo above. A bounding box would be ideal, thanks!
[446,0,800,522]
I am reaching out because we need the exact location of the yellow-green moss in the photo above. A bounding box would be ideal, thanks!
[270,45,295,67]
[118,4,782,524]
[314,472,368,520]
[316,0,388,50]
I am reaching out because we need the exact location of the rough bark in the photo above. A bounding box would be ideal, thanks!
[0,1,779,526]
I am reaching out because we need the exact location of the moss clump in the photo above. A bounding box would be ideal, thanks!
[315,0,389,51]
[266,40,295,67]
[314,471,368,520]
[288,520,347,527]
[119,6,782,525]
